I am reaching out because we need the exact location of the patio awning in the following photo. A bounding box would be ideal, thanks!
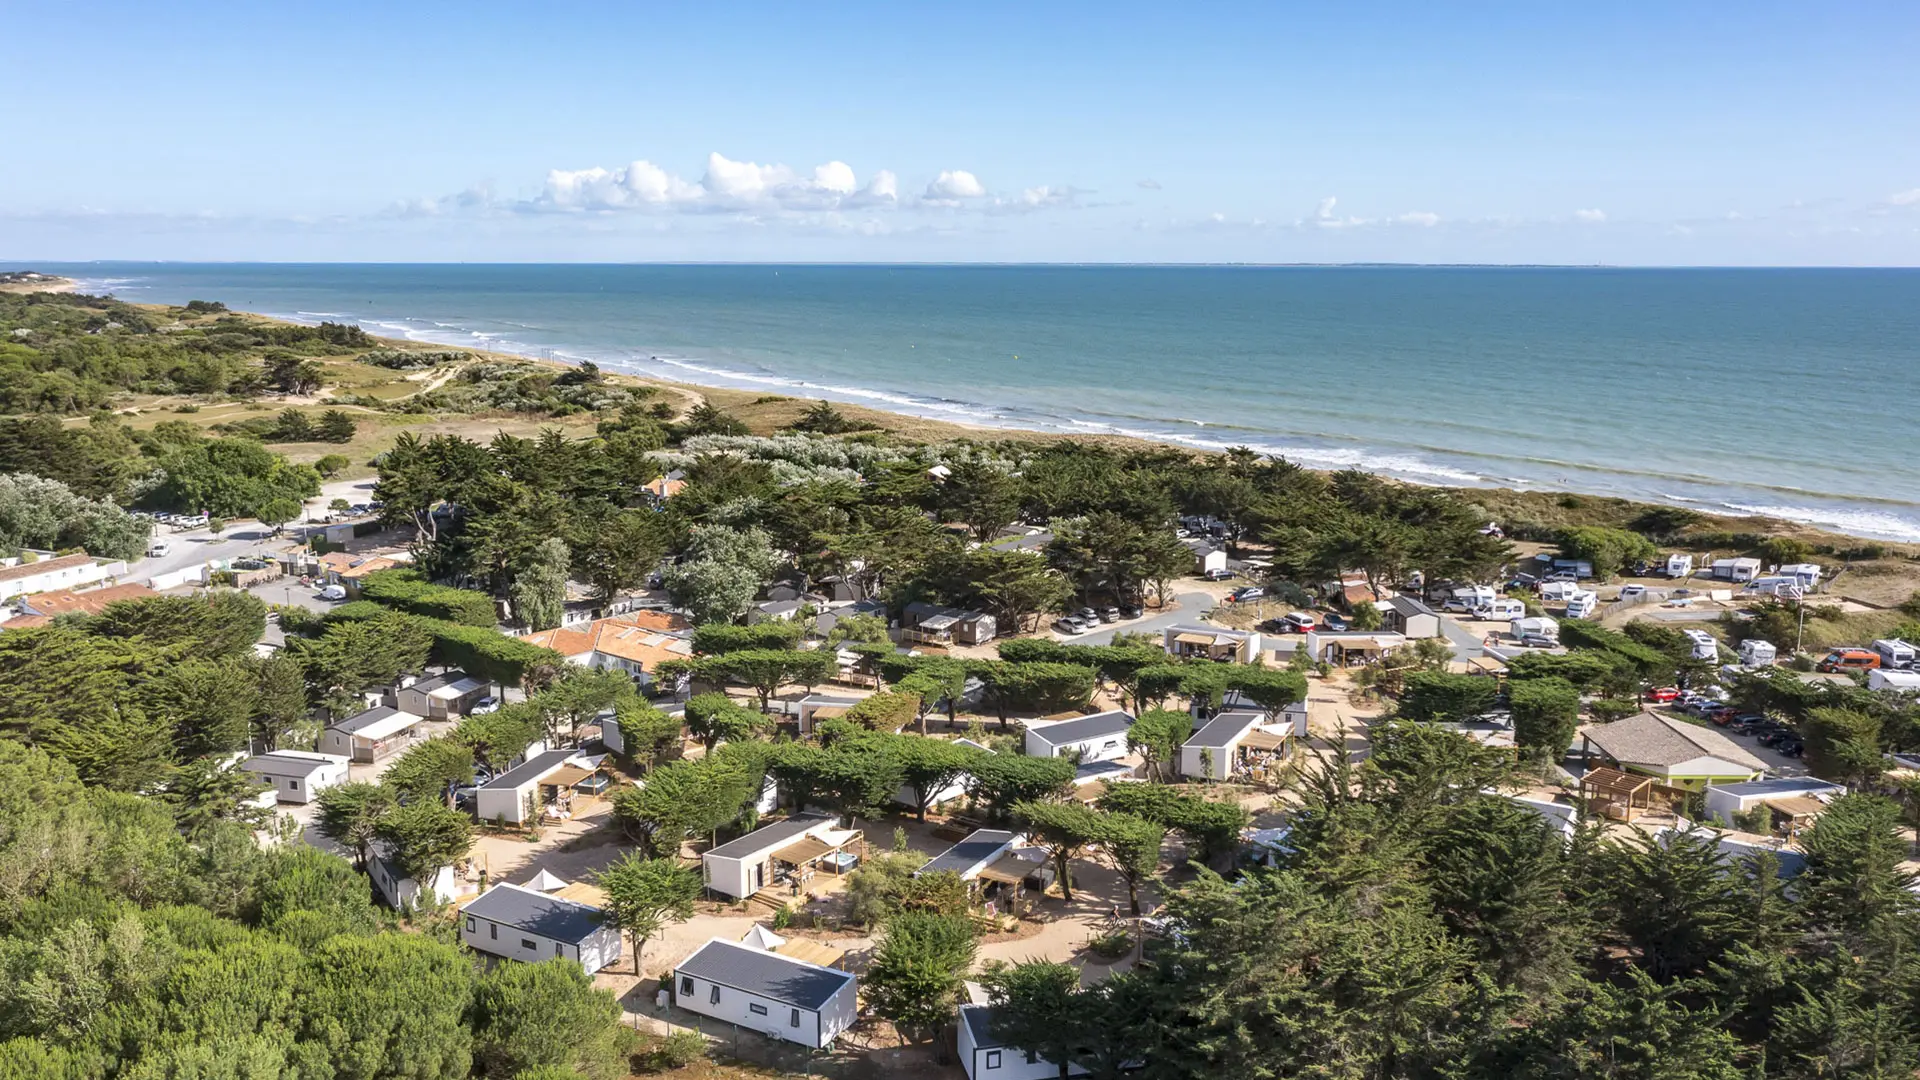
[1766,795,1827,819]
[773,835,847,865]
[1174,632,1216,646]
[1581,767,1653,798]
[977,855,1035,885]
[546,765,596,788]
[917,614,959,631]
[1241,729,1289,751]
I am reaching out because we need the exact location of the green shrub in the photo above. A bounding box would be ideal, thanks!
[651,1031,709,1069]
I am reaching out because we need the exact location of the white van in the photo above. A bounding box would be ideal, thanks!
[1482,598,1525,621]
[1564,590,1599,619]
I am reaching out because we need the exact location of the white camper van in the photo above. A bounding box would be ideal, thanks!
[1482,597,1525,621]
[1540,581,1581,606]
[1564,591,1599,619]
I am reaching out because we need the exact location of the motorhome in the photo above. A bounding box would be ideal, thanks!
[1872,639,1917,671]
[1738,639,1777,668]
[1778,563,1822,589]
[1482,597,1525,621]
[1741,576,1804,598]
[1564,591,1599,619]
[1682,628,1720,662]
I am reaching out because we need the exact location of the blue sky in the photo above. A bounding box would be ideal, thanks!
[4,1,1917,264]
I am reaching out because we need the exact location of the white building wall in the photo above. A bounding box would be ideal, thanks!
[702,853,756,900]
[461,914,621,974]
[960,1006,1084,1080]
[673,972,847,1049]
[475,782,536,825]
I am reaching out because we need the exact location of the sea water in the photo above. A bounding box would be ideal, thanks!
[21,262,1920,541]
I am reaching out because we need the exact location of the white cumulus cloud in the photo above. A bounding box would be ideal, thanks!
[1396,211,1440,227]
[926,170,988,200]
[1573,208,1607,223]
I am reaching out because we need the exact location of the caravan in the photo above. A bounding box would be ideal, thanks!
[1539,581,1582,606]
[1665,553,1695,579]
[1564,590,1599,620]
[1738,639,1777,668]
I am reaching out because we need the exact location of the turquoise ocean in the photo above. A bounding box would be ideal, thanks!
[17,262,1920,541]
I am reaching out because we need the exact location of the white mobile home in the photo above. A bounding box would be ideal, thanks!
[239,751,349,804]
[1023,710,1135,762]
[673,938,857,1049]
[318,705,426,763]
[1161,624,1262,663]
[1709,557,1763,583]
[460,882,621,974]
[701,814,858,900]
[917,829,1023,882]
[959,1004,1086,1080]
[1178,710,1290,780]
[1382,596,1443,638]
[1703,777,1844,829]
[395,672,493,720]
[368,842,459,910]
[474,749,582,825]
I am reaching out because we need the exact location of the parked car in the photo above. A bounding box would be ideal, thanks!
[1283,612,1316,633]
[1521,633,1557,648]
[1776,739,1804,758]
[471,696,500,715]
[1228,587,1264,603]
[145,540,172,558]
[1646,687,1681,703]
[1120,604,1143,619]
[1203,567,1235,581]
[1707,706,1737,725]
[1054,617,1092,635]
[316,584,348,601]
[1100,606,1121,623]
[1321,613,1350,631]
[1542,570,1579,583]
[1076,607,1100,623]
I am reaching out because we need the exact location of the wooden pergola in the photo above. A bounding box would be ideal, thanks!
[1580,767,1655,823]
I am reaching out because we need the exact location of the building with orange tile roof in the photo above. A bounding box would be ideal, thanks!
[518,610,694,690]
[4,582,157,630]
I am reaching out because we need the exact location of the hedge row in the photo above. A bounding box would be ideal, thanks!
[358,568,498,627]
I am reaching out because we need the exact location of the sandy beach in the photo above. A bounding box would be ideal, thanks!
[0,272,76,294]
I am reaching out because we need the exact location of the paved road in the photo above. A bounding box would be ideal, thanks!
[1437,613,1488,661]
[128,477,388,583]
[1057,591,1214,646]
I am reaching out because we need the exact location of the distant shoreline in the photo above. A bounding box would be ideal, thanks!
[0,272,76,294]
[184,306,1909,556]
[28,270,1916,552]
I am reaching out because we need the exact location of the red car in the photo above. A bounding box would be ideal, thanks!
[1645,687,1680,703]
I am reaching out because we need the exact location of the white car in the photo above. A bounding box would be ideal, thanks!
[471,696,500,715]
[316,584,348,601]
[146,540,172,558]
